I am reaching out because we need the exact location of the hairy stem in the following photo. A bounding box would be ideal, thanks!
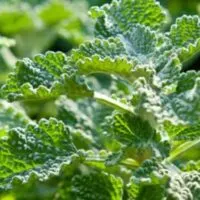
[85,156,139,169]
[165,138,200,162]
[94,92,135,115]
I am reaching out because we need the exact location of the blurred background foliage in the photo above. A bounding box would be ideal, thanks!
[0,0,200,199]
[160,0,200,19]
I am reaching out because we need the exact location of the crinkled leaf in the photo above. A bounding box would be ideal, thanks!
[169,15,200,49]
[122,24,158,58]
[70,172,123,200]
[107,113,155,144]
[71,37,126,60]
[1,51,93,101]
[76,55,137,79]
[104,112,170,159]
[167,171,200,200]
[169,15,200,65]
[90,0,167,38]
[71,37,136,79]
[126,183,165,200]
[169,71,200,124]
[126,158,168,200]
[127,159,200,200]
[132,70,200,128]
[0,100,30,137]
[0,118,77,190]
[71,24,180,84]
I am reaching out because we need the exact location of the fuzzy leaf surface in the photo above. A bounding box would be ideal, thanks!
[0,118,77,191]
[1,51,93,101]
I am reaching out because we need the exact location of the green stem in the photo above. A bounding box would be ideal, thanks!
[85,157,139,168]
[94,92,135,114]
[121,158,139,168]
[165,138,200,162]
[0,47,17,68]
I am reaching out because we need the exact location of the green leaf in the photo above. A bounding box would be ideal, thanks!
[71,34,157,82]
[90,0,167,38]
[163,121,188,138]
[1,51,93,101]
[0,118,77,190]
[167,171,200,200]
[127,159,200,200]
[174,124,200,141]
[122,25,181,84]
[176,70,200,93]
[155,52,182,84]
[71,24,181,85]
[122,24,158,58]
[38,0,73,26]
[169,15,200,65]
[77,55,136,79]
[169,15,200,48]
[104,112,170,160]
[71,37,126,60]
[0,4,33,35]
[1,0,200,199]
[63,74,93,99]
[71,37,135,79]
[169,71,200,124]
[126,158,168,200]
[126,183,165,200]
[107,113,155,144]
[70,172,123,200]
[132,70,200,128]
[183,160,200,171]
[0,100,30,137]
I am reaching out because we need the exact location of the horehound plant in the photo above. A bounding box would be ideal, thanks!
[0,0,200,199]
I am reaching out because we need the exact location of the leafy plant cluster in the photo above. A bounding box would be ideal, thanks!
[0,0,200,199]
